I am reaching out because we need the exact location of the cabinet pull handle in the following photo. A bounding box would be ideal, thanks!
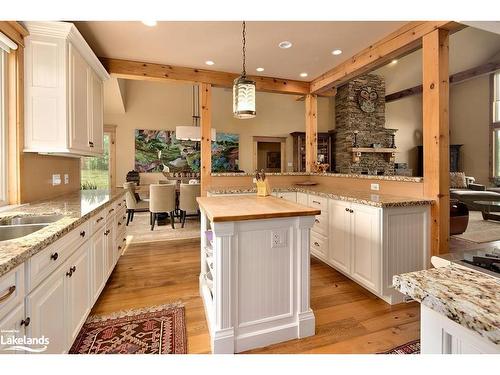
[118,246,122,250]
[108,208,115,213]
[20,317,31,327]
[50,252,59,261]
[314,242,320,247]
[80,230,86,237]
[0,286,16,302]
[350,209,354,213]
[312,200,321,205]
[117,222,122,226]
[96,217,104,223]
[71,266,76,273]
[315,219,320,223]
[118,202,122,207]
[122,237,126,243]
[345,207,350,212]
[66,269,73,277]
[104,230,110,236]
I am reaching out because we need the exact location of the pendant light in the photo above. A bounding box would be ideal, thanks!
[233,21,256,119]
[176,85,216,141]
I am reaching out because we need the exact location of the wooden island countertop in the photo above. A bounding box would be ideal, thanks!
[196,195,321,222]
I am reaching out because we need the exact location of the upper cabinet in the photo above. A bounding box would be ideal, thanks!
[24,22,109,156]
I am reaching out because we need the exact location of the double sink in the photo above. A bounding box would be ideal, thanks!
[0,214,64,241]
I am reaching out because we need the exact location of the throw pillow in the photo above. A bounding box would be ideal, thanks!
[450,172,467,189]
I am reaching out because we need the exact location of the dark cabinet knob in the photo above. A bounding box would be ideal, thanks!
[345,208,349,212]
[20,317,30,327]
[50,252,59,261]
[66,270,72,277]
[350,209,354,213]
[71,266,76,273]
[96,217,104,223]
[108,208,114,213]
[80,230,86,237]
[314,242,320,247]
[315,219,320,223]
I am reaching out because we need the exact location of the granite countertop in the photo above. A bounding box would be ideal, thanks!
[0,189,125,277]
[393,265,500,345]
[211,172,423,183]
[207,185,433,208]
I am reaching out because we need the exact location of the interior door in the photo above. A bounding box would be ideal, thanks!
[66,243,91,345]
[26,268,67,354]
[69,44,90,152]
[328,199,351,274]
[350,203,381,293]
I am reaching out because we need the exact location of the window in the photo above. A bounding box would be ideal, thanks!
[0,47,8,206]
[81,133,111,190]
[494,72,500,124]
[492,72,500,178]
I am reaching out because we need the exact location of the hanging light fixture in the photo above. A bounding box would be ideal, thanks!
[233,21,256,119]
[176,85,216,141]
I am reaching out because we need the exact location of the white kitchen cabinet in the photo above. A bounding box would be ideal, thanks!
[65,242,91,345]
[24,21,109,156]
[90,229,106,304]
[104,221,115,276]
[0,304,26,353]
[273,192,297,202]
[26,266,67,354]
[296,192,308,206]
[328,200,351,274]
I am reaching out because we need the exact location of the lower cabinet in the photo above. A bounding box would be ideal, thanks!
[90,229,106,303]
[104,221,115,276]
[328,200,351,274]
[0,303,26,353]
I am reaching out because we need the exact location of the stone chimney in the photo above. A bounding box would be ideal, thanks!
[334,74,396,175]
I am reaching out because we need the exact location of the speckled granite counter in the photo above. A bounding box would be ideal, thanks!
[393,266,500,345]
[0,189,125,277]
[208,185,433,208]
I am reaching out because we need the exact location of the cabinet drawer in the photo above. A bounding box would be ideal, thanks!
[90,209,106,234]
[105,204,116,220]
[310,232,328,260]
[274,192,297,202]
[115,198,126,213]
[308,195,328,213]
[28,221,90,292]
[0,264,24,321]
[312,212,328,236]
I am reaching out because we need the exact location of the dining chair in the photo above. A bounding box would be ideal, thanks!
[149,183,176,230]
[178,183,201,228]
[123,182,149,225]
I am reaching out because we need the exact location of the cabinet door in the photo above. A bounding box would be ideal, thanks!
[90,231,106,304]
[296,192,308,206]
[104,222,115,276]
[68,44,90,152]
[89,71,104,154]
[66,242,91,345]
[26,269,67,354]
[0,303,26,354]
[328,199,351,274]
[350,203,381,293]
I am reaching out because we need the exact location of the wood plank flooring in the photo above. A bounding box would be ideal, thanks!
[91,238,420,354]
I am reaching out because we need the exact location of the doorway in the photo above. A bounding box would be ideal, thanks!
[252,136,287,173]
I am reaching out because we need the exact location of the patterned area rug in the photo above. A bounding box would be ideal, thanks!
[381,340,420,354]
[454,211,500,243]
[69,303,187,354]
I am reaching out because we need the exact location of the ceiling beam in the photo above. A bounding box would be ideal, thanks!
[385,61,500,103]
[100,57,310,95]
[310,21,464,95]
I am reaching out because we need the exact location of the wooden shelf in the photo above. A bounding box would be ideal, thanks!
[351,147,398,153]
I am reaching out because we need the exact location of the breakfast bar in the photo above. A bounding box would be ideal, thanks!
[196,195,321,353]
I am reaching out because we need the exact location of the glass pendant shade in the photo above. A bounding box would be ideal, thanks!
[233,76,256,119]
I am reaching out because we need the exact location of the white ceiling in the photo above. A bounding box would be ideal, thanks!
[74,21,407,81]
[376,27,500,94]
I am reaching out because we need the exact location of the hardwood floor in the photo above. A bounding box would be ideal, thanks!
[92,238,420,354]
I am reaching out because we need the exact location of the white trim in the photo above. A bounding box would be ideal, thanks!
[0,50,7,207]
[0,32,17,53]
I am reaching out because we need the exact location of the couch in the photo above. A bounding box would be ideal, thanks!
[449,173,500,211]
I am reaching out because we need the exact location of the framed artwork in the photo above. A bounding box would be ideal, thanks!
[134,129,239,173]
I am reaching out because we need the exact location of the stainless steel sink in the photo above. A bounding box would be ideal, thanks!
[0,223,49,241]
[0,214,64,226]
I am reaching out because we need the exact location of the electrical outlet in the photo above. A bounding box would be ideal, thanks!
[287,162,293,167]
[370,183,380,191]
[64,174,69,184]
[271,230,287,248]
[52,174,61,186]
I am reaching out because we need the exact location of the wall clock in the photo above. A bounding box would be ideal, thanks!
[358,86,378,113]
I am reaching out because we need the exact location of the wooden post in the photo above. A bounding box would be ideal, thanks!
[422,29,450,256]
[200,83,212,197]
[305,94,318,172]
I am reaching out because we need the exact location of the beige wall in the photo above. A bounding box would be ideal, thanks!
[105,80,334,187]
[21,154,81,203]
[385,75,491,183]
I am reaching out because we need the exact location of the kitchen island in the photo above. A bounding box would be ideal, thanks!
[196,195,321,353]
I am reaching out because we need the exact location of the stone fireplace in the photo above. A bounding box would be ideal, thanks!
[334,74,397,175]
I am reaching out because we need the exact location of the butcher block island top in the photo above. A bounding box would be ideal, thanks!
[196,195,321,222]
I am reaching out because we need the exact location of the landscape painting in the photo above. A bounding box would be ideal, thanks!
[134,129,239,173]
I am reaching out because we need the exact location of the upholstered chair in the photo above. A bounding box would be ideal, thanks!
[178,183,201,228]
[149,184,176,230]
[123,182,149,225]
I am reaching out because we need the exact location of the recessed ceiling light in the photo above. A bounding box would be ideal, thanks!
[390,59,398,65]
[205,60,215,66]
[300,72,308,78]
[332,49,343,55]
[278,41,292,49]
[256,67,264,72]
[141,20,157,27]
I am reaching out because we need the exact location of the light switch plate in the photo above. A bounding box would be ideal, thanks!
[370,183,380,191]
[64,174,69,184]
[52,174,61,186]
